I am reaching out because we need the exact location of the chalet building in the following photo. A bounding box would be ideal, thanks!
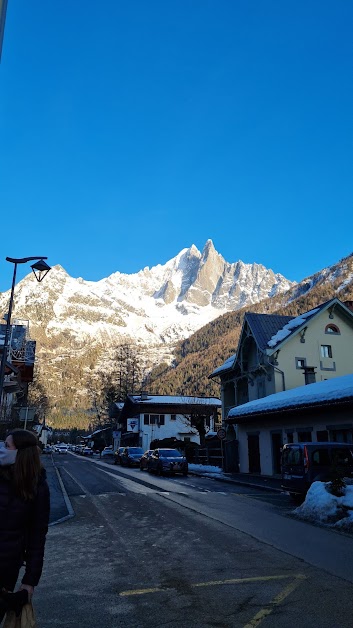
[115,393,221,450]
[210,298,353,474]
[210,298,353,423]
[226,374,353,476]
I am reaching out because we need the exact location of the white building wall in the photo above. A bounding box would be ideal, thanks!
[238,430,249,473]
[259,430,273,475]
[140,413,200,451]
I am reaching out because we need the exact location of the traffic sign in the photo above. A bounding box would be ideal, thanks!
[217,427,226,440]
[19,407,35,422]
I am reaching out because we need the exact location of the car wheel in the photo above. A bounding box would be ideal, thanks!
[157,464,164,476]
[140,463,144,471]
[182,472,188,476]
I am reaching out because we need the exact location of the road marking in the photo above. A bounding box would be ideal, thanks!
[61,466,89,495]
[96,467,170,495]
[243,575,307,628]
[119,573,306,597]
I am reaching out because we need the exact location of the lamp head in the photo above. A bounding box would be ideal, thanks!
[31,259,51,283]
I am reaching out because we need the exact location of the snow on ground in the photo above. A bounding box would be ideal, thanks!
[188,463,223,476]
[294,481,353,530]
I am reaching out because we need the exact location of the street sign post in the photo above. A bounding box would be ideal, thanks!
[217,427,226,440]
[19,407,35,430]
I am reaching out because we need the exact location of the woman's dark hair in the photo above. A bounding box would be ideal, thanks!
[8,429,42,500]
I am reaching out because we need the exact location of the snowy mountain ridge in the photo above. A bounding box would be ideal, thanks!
[0,240,295,350]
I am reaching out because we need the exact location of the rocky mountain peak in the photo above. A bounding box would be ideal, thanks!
[0,241,298,408]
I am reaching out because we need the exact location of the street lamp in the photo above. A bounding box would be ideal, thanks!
[0,256,51,414]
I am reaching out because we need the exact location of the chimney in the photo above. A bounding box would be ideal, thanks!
[140,391,149,401]
[343,301,353,313]
[302,366,317,385]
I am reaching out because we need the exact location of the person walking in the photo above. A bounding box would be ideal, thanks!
[0,429,50,621]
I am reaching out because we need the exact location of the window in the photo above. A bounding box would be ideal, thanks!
[282,446,302,465]
[316,430,329,442]
[171,414,176,421]
[143,414,165,426]
[312,449,330,466]
[297,431,312,442]
[296,357,306,369]
[332,449,353,467]
[325,324,340,334]
[321,345,332,358]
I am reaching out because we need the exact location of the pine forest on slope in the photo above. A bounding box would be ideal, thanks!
[148,252,353,399]
[1,243,352,429]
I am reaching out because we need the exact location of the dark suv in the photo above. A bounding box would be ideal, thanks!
[120,447,144,467]
[281,442,353,497]
[147,448,188,476]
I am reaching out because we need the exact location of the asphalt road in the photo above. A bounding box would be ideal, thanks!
[33,453,353,627]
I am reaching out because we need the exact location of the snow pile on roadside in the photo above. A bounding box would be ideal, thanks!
[188,463,223,476]
[294,481,353,529]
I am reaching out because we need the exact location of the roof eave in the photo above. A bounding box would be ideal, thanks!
[226,395,353,424]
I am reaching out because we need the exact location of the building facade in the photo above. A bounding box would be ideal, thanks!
[116,394,221,450]
[226,374,353,475]
[210,298,353,428]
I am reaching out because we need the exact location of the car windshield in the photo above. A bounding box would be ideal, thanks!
[160,449,182,457]
[128,448,144,454]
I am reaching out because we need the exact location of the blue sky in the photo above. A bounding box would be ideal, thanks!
[0,0,352,292]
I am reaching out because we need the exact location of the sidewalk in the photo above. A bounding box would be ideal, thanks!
[41,454,74,525]
[190,467,283,492]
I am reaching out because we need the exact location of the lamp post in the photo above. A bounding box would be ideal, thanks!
[0,256,51,415]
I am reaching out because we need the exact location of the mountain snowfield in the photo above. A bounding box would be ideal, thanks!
[0,240,295,351]
[2,242,352,414]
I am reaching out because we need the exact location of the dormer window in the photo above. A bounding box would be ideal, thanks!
[325,324,340,335]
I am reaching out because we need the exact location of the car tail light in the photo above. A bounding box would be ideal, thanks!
[304,446,310,473]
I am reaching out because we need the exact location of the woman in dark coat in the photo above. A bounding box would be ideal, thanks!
[0,429,50,613]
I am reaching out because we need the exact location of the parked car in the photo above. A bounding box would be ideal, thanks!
[82,447,94,456]
[101,446,114,458]
[139,450,154,471]
[281,442,353,497]
[42,445,52,454]
[148,449,188,476]
[120,447,144,467]
[81,447,93,456]
[114,446,126,465]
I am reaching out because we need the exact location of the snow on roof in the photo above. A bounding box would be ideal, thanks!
[131,395,221,406]
[267,307,320,348]
[210,353,236,377]
[227,373,353,419]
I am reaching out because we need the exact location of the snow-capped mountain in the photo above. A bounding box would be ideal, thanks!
[0,240,297,409]
[0,240,294,350]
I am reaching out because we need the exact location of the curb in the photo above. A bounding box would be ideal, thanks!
[189,471,284,493]
[49,457,75,526]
